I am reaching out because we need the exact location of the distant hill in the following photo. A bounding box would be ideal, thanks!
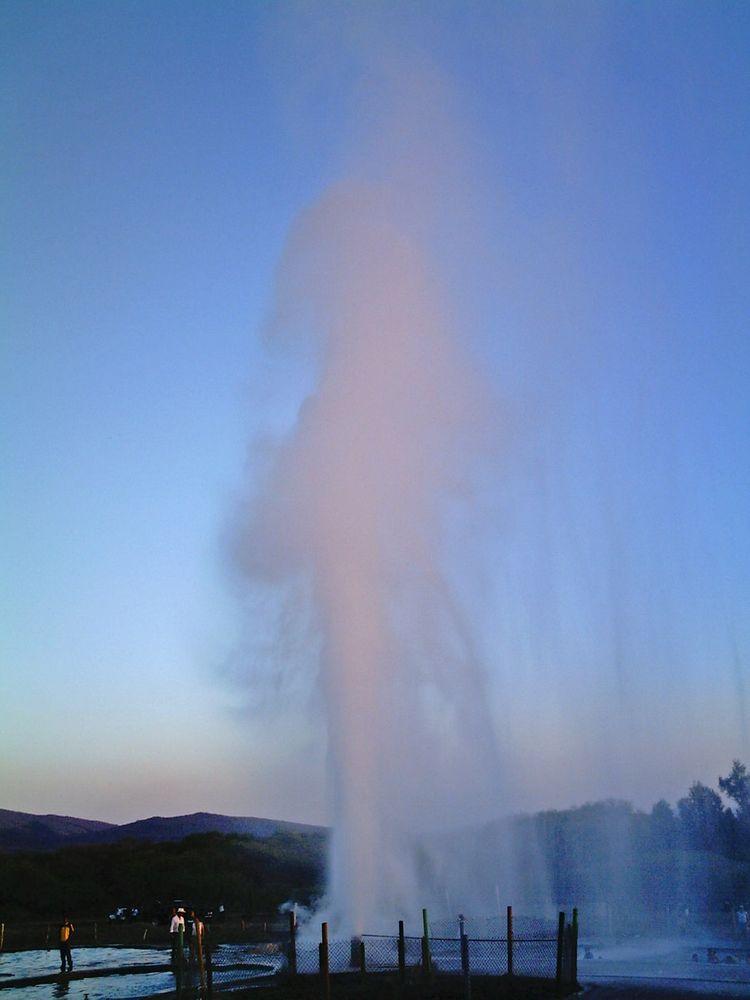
[89,811,324,845]
[0,809,114,852]
[0,808,324,852]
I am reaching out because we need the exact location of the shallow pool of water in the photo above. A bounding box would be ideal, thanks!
[0,944,282,998]
[0,970,175,1000]
[0,947,168,982]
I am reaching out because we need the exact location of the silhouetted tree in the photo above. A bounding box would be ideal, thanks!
[719,760,750,817]
[719,760,750,861]
[678,782,727,852]
[649,799,677,851]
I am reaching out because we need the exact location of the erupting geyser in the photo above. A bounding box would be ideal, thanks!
[236,181,505,932]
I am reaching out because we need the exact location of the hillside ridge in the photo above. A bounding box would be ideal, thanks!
[0,808,325,852]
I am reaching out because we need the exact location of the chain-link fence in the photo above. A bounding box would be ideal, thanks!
[465,936,507,975]
[430,914,557,940]
[359,933,418,972]
[293,939,320,975]
[184,917,566,992]
[258,908,579,997]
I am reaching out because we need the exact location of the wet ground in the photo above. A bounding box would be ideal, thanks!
[583,983,750,999]
[578,935,750,998]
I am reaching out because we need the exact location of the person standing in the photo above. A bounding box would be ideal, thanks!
[59,916,74,973]
[169,907,184,964]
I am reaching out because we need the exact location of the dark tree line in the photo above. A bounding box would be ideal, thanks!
[0,830,326,921]
[677,759,750,857]
[518,760,750,933]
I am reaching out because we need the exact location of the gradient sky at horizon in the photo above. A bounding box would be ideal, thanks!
[2,1,749,825]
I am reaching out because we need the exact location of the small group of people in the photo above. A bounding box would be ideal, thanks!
[56,907,207,975]
[169,906,205,965]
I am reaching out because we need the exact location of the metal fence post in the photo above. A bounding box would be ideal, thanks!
[359,938,366,978]
[571,908,579,986]
[459,914,471,1000]
[321,921,330,1000]
[555,911,565,989]
[288,911,297,975]
[398,920,406,982]
[506,905,513,980]
[421,907,431,979]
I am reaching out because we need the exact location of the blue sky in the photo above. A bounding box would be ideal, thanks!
[2,1,749,824]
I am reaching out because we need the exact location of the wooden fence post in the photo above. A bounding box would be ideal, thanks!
[571,908,579,986]
[0,923,4,951]
[555,911,565,990]
[398,919,406,982]
[321,921,330,1000]
[506,905,513,980]
[288,911,297,975]
[176,923,184,991]
[196,918,207,995]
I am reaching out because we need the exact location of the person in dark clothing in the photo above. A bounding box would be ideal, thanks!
[59,916,74,972]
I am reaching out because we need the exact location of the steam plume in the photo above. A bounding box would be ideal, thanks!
[236,174,504,931]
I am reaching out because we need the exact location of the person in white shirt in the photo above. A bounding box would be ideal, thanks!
[169,907,185,964]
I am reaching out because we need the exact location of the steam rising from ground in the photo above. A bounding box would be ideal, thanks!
[236,180,504,931]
